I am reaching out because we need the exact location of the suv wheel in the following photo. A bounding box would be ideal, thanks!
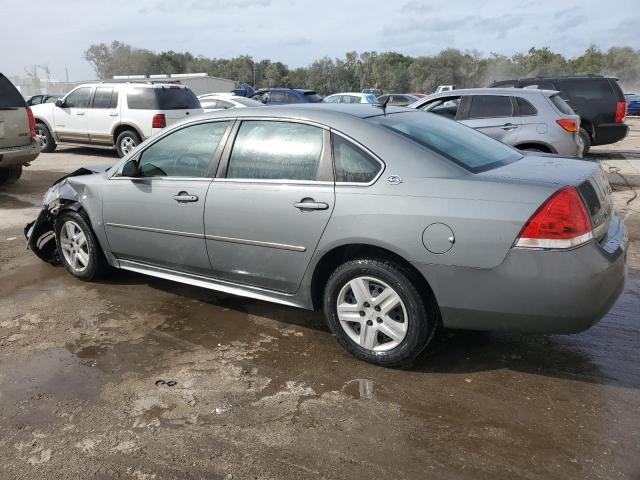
[55,211,107,281]
[324,258,437,367]
[116,130,141,158]
[579,128,591,156]
[35,123,57,153]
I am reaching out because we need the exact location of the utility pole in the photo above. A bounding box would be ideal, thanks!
[65,67,69,83]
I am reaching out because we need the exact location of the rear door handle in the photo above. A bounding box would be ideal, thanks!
[294,200,329,211]
[173,191,199,203]
[501,123,518,130]
[76,111,86,116]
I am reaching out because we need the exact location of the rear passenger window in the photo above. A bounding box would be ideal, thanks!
[468,95,513,118]
[515,97,537,116]
[137,121,229,178]
[0,74,27,108]
[333,135,381,183]
[227,121,323,181]
[92,88,117,108]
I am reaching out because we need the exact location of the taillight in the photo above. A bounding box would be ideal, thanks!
[556,118,577,132]
[26,107,36,139]
[152,114,166,129]
[615,101,626,123]
[515,186,593,249]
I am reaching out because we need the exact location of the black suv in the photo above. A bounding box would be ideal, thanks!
[489,75,628,154]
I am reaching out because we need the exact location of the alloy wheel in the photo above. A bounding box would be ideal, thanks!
[336,276,408,352]
[120,136,136,155]
[35,127,47,148]
[59,220,90,273]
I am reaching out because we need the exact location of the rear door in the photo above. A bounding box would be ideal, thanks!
[55,86,92,143]
[0,73,30,149]
[86,86,120,145]
[204,120,334,293]
[460,94,521,143]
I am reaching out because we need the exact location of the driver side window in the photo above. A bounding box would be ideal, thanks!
[137,121,230,178]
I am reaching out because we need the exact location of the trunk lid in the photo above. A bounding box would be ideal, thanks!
[480,154,613,239]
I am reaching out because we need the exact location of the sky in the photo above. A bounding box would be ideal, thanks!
[1,0,638,81]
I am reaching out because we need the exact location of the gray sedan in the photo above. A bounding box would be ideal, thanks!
[26,104,627,367]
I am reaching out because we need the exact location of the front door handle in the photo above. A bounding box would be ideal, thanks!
[294,199,329,211]
[76,111,86,116]
[501,123,518,130]
[173,191,199,203]
[109,112,119,117]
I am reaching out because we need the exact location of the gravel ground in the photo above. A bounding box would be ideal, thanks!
[1,122,639,480]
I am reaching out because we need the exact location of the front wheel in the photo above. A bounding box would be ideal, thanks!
[55,211,107,281]
[323,258,437,367]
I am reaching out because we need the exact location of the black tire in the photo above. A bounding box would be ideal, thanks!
[579,128,591,156]
[35,122,57,153]
[0,165,22,185]
[55,210,108,281]
[323,258,437,367]
[115,129,141,158]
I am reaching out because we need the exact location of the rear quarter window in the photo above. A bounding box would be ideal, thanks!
[127,89,158,109]
[0,74,27,108]
[549,94,575,115]
[515,97,537,116]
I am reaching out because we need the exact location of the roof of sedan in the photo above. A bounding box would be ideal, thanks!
[198,103,413,121]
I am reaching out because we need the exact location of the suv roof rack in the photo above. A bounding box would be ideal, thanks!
[98,79,183,85]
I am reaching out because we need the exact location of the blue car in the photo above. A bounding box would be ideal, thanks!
[250,88,323,105]
[626,94,640,116]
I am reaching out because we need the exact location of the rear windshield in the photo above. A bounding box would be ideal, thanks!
[561,78,616,101]
[368,111,522,173]
[127,86,200,110]
[549,94,575,115]
[303,92,323,103]
[0,74,27,108]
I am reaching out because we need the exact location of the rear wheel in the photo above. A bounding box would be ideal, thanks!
[324,258,437,367]
[579,128,591,156]
[35,122,56,153]
[55,210,107,281]
[116,130,140,158]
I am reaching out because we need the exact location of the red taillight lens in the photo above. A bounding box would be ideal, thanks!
[26,106,36,139]
[556,118,577,132]
[152,113,166,129]
[516,186,593,249]
[615,101,626,123]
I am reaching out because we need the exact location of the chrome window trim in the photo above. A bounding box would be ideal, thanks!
[106,222,204,239]
[330,129,386,187]
[110,176,213,182]
[213,178,332,186]
[205,234,306,252]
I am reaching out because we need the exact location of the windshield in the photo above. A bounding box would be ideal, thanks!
[368,111,522,173]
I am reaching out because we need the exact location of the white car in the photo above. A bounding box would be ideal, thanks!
[31,82,203,157]
[322,92,379,104]
[198,93,265,111]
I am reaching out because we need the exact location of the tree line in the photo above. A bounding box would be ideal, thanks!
[85,42,640,94]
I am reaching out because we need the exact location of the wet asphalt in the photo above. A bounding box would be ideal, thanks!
[0,130,639,479]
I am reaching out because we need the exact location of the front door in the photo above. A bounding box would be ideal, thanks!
[54,86,92,143]
[460,94,521,143]
[103,120,232,275]
[205,120,334,293]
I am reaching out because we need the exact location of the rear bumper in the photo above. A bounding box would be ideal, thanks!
[593,123,629,146]
[414,214,628,333]
[0,139,40,167]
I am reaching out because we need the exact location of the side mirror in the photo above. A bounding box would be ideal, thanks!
[55,99,64,107]
[121,159,139,177]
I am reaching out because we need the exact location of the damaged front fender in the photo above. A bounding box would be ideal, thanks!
[24,164,112,264]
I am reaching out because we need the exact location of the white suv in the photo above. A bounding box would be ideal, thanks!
[31,82,203,157]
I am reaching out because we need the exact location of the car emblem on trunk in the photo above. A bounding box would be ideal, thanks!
[387,175,402,185]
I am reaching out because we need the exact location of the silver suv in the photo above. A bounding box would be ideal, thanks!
[0,73,40,185]
[410,88,583,157]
